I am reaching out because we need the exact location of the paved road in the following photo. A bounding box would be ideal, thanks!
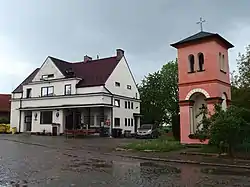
[1,136,250,186]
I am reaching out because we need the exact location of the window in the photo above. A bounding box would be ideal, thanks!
[127,85,132,90]
[219,52,222,70]
[40,111,52,124]
[198,53,204,71]
[26,88,32,98]
[64,84,71,95]
[131,102,134,109]
[125,118,127,126]
[114,118,120,127]
[125,101,127,109]
[128,118,130,126]
[135,93,138,99]
[115,82,120,87]
[42,74,54,79]
[188,54,195,73]
[41,86,54,97]
[131,118,134,126]
[114,99,120,107]
[219,53,226,73]
[128,101,130,109]
[222,54,225,72]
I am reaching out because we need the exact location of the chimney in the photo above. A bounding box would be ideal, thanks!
[116,49,124,60]
[84,55,92,62]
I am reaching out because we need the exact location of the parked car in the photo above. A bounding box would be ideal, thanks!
[136,124,159,139]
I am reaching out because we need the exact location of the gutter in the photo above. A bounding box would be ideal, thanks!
[18,93,23,133]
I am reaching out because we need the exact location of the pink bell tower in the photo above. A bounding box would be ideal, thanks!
[171,27,234,144]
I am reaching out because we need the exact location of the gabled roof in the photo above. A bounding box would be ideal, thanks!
[50,56,119,87]
[0,94,11,112]
[170,31,234,49]
[13,68,40,93]
[12,55,120,93]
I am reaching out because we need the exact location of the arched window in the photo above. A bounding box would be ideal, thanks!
[222,54,225,72]
[219,52,222,70]
[198,53,204,71]
[188,54,195,73]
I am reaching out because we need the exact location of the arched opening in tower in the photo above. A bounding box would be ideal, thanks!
[189,92,207,134]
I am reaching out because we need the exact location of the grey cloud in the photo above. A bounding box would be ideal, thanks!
[0,0,249,93]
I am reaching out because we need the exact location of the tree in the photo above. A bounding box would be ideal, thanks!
[139,59,179,134]
[139,71,166,124]
[231,45,250,110]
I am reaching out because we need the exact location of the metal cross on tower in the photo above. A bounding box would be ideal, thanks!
[196,17,206,31]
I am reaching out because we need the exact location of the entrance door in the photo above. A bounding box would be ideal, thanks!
[24,115,32,131]
[65,112,73,130]
[134,117,138,133]
[52,126,57,136]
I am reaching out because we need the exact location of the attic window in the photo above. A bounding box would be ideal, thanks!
[42,74,54,79]
[115,82,120,87]
[127,85,132,90]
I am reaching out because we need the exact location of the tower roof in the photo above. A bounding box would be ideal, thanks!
[170,31,234,49]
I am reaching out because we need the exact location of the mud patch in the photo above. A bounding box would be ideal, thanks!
[140,162,181,174]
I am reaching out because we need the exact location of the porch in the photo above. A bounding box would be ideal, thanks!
[20,106,112,136]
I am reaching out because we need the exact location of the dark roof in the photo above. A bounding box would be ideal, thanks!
[170,31,234,49]
[50,56,119,87]
[12,68,40,93]
[0,94,11,112]
[13,56,119,93]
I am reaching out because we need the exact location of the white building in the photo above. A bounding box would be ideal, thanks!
[10,49,141,135]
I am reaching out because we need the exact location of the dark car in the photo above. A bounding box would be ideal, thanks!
[136,124,159,139]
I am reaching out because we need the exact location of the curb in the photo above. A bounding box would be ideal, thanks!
[111,153,250,169]
[180,151,220,157]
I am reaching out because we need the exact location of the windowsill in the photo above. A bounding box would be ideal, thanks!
[188,71,195,74]
[197,69,205,72]
[220,69,227,74]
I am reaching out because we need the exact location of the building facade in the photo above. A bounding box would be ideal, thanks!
[171,31,234,144]
[10,49,141,135]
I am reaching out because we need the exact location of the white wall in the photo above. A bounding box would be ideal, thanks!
[12,93,22,99]
[105,57,140,99]
[32,57,64,82]
[23,79,79,98]
[10,100,20,130]
[76,86,108,94]
[21,94,112,108]
[112,97,140,133]
[31,110,64,134]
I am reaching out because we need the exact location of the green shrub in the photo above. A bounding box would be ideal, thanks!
[0,117,9,124]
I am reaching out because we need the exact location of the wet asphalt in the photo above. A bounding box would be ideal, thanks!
[1,135,250,186]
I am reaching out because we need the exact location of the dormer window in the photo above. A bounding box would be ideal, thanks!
[198,53,204,71]
[188,54,195,73]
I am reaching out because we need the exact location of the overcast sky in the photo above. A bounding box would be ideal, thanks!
[0,0,250,93]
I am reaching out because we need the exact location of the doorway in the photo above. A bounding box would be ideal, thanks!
[24,111,32,131]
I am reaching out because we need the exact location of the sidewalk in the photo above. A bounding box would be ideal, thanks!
[112,149,250,169]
